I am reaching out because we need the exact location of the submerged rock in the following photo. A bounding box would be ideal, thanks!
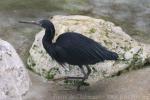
[27,15,150,83]
[0,39,30,100]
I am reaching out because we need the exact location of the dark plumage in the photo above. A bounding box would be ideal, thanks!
[19,19,118,91]
[51,32,118,65]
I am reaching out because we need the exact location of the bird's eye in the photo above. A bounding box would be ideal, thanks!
[39,23,43,26]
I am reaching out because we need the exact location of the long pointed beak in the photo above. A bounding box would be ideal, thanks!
[19,20,40,26]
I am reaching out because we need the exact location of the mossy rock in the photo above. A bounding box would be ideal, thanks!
[27,15,150,84]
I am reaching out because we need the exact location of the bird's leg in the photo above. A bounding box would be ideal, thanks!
[77,65,88,91]
[52,65,91,91]
[84,65,91,86]
[85,65,91,79]
[77,65,92,91]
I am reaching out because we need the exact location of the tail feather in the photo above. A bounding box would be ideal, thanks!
[95,44,118,61]
[104,51,118,60]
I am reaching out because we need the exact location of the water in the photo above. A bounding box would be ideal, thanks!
[90,0,150,42]
[0,0,149,62]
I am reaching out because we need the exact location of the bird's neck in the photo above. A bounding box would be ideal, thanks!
[42,28,56,57]
[44,28,55,43]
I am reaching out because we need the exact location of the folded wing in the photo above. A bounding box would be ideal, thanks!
[54,32,118,65]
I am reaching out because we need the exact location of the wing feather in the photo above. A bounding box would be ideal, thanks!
[55,32,118,65]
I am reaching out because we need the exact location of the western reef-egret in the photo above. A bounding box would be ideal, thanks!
[19,19,118,91]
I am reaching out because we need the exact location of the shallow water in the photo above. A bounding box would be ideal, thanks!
[0,0,149,62]
[90,0,150,43]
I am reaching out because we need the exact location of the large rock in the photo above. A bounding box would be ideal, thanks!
[0,39,30,100]
[27,15,150,83]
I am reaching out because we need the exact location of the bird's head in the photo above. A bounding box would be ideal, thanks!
[19,19,55,40]
[19,19,53,29]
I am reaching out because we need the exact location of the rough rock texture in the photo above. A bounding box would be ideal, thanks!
[0,39,30,100]
[27,15,150,83]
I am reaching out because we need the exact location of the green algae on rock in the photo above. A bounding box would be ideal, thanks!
[27,15,150,83]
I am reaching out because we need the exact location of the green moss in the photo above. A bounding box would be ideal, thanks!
[89,28,96,33]
[129,53,143,69]
[103,40,112,46]
[27,56,36,73]
[64,79,81,86]
[28,56,36,67]
[112,48,146,77]
[26,65,34,72]
[123,48,144,70]
[118,54,125,60]
[43,68,59,80]
[45,72,54,79]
